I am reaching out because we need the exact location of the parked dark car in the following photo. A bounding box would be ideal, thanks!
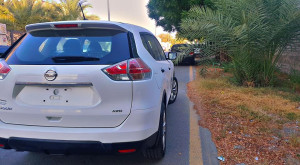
[170,44,195,65]
[0,46,9,57]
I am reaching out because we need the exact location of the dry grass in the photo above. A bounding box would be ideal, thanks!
[188,67,300,165]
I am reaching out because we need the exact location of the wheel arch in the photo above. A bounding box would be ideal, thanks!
[163,90,167,108]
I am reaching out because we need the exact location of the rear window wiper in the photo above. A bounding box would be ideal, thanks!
[52,56,100,63]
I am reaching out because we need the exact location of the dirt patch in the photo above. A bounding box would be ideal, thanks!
[187,67,300,165]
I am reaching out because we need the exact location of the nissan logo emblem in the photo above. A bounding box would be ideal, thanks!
[45,69,57,81]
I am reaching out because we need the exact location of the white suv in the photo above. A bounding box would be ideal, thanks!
[0,21,178,159]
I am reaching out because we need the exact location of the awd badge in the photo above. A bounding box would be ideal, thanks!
[0,99,7,105]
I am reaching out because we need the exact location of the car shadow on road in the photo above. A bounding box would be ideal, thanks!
[21,152,160,165]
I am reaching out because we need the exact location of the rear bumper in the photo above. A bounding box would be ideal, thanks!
[173,55,195,64]
[0,105,161,147]
[0,132,157,154]
[182,55,195,60]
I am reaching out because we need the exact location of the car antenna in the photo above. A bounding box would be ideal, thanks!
[78,0,87,20]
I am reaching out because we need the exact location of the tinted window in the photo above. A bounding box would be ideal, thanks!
[6,29,131,65]
[171,44,188,52]
[145,35,162,61]
[141,35,155,59]
[154,39,167,61]
[140,33,166,61]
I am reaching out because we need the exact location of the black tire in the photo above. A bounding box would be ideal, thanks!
[143,102,167,160]
[168,77,178,104]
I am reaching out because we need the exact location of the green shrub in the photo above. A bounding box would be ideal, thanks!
[290,70,300,84]
[181,0,300,87]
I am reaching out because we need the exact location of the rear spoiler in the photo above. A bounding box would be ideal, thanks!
[25,22,128,33]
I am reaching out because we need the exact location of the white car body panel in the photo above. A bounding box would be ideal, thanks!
[0,105,160,143]
[0,65,132,128]
[0,21,175,144]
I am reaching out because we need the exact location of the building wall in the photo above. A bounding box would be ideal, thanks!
[278,40,300,73]
[7,30,25,46]
[0,23,8,46]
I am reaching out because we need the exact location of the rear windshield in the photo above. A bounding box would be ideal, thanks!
[5,29,131,65]
[171,44,188,52]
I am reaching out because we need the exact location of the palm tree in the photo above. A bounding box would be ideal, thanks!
[58,0,91,20]
[0,0,15,30]
[0,0,96,31]
[181,0,300,86]
[1,0,60,31]
[85,14,100,20]
[0,5,15,29]
[41,1,64,22]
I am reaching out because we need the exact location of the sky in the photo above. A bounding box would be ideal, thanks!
[86,0,175,37]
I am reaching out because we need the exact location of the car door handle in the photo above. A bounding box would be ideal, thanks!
[161,69,165,73]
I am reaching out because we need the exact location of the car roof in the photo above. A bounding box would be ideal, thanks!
[25,20,152,35]
[172,44,188,47]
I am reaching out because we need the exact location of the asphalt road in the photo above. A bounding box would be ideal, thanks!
[0,66,218,165]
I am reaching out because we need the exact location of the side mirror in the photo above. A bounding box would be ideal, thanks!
[168,52,177,60]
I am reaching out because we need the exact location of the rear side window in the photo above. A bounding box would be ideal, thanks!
[140,33,166,61]
[141,34,160,60]
[6,29,131,65]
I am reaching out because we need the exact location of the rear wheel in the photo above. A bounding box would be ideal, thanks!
[143,102,166,160]
[168,77,178,104]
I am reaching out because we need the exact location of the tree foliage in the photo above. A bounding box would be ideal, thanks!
[58,0,90,20]
[147,0,215,32]
[0,0,99,31]
[158,33,174,43]
[0,5,15,29]
[181,0,300,86]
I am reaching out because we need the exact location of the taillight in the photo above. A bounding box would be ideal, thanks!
[189,52,194,55]
[103,60,129,81]
[118,149,136,153]
[0,60,11,80]
[54,24,78,28]
[128,58,152,80]
[103,58,152,81]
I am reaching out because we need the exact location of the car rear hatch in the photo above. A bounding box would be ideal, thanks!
[0,23,134,128]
